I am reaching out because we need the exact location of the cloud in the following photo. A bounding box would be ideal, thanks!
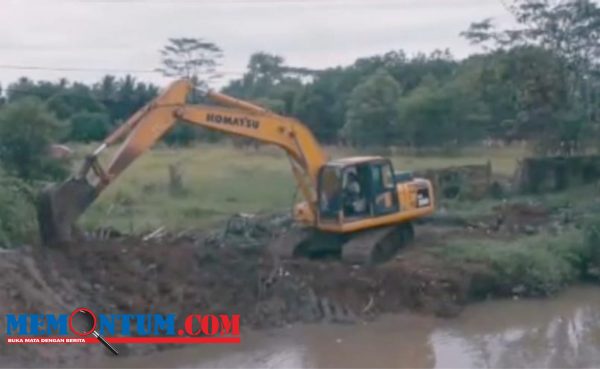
[0,0,512,85]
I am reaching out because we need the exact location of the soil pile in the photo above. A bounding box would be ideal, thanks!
[0,206,559,367]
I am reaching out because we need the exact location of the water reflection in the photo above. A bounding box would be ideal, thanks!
[98,286,600,368]
[435,286,600,368]
[296,315,437,368]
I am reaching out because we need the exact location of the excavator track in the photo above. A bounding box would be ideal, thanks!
[269,227,345,260]
[269,222,415,265]
[341,223,414,264]
[268,227,314,259]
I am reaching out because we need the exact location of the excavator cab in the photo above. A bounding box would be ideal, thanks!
[318,157,400,223]
[281,156,434,263]
[316,156,433,229]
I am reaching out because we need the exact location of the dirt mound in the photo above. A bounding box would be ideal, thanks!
[0,217,472,367]
[3,202,560,367]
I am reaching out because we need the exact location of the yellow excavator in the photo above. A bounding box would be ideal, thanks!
[38,79,435,264]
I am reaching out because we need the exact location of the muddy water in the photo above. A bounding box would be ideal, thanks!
[98,286,600,368]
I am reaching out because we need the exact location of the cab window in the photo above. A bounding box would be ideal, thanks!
[372,162,395,193]
[372,162,398,215]
[318,166,342,216]
[381,163,394,189]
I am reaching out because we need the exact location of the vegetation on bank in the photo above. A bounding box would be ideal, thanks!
[0,175,38,248]
[434,216,600,297]
[0,97,68,181]
[0,97,65,248]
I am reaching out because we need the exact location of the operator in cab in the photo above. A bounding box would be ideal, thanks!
[344,169,367,216]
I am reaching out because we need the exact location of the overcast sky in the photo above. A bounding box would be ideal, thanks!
[0,0,515,86]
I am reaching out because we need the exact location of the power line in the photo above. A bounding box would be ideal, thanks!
[0,64,156,74]
[0,64,245,75]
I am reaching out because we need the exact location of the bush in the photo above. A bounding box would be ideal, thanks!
[436,230,587,296]
[0,97,68,181]
[164,125,197,146]
[68,111,111,142]
[342,69,402,146]
[582,215,600,276]
[0,174,38,248]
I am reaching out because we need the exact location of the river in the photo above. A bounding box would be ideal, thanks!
[98,286,600,368]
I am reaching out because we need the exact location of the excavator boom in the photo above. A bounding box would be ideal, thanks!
[38,79,328,246]
[39,78,434,265]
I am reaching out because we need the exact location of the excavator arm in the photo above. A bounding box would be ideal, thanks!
[38,79,328,246]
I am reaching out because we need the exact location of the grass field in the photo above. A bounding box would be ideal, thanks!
[79,142,529,233]
[46,142,600,298]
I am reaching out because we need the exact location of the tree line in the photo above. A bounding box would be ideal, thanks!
[0,0,599,181]
[222,0,600,155]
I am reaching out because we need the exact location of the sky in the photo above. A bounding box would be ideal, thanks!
[0,0,515,87]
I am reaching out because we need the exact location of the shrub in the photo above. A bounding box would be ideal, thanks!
[582,215,600,276]
[436,230,586,296]
[0,173,38,247]
[68,111,111,142]
[0,97,68,181]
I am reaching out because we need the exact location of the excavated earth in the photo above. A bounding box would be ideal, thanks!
[0,205,557,367]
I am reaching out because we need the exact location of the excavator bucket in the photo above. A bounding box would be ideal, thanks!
[37,177,98,247]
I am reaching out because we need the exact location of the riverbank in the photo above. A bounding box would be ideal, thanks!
[1,195,600,367]
[90,286,600,368]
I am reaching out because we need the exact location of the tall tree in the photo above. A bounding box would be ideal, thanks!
[6,77,37,102]
[463,0,600,79]
[223,52,301,106]
[0,98,68,180]
[462,0,600,153]
[157,38,223,145]
[342,69,402,147]
[246,52,285,84]
[396,74,489,148]
[93,75,119,122]
[157,38,223,89]
[293,70,348,143]
[46,83,105,120]
[69,112,111,142]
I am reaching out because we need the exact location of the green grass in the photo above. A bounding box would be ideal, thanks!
[432,228,599,296]
[73,142,600,296]
[438,182,600,221]
[81,145,296,232]
[330,145,526,176]
[78,142,528,233]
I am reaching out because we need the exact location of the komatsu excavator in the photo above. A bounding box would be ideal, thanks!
[38,79,434,264]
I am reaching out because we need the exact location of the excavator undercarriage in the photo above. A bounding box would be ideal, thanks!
[269,223,415,264]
